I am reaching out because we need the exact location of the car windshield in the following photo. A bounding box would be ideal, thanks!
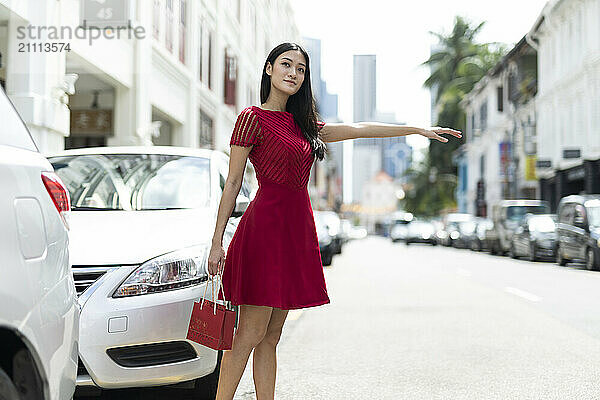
[459,221,476,233]
[588,207,600,227]
[529,216,556,232]
[48,154,211,210]
[506,205,549,222]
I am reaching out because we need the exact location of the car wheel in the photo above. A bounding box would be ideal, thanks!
[528,242,538,262]
[405,241,410,246]
[586,247,598,271]
[509,243,517,259]
[0,367,20,400]
[12,349,43,400]
[489,242,497,255]
[193,350,222,399]
[322,250,333,266]
[557,244,567,266]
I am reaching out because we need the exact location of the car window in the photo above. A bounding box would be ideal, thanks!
[559,204,574,224]
[529,216,556,232]
[0,88,38,151]
[588,207,600,227]
[48,154,211,210]
[506,205,549,222]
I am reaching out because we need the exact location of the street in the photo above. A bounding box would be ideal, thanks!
[78,235,600,399]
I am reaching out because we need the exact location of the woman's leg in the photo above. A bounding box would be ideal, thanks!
[252,307,289,400]
[215,305,273,400]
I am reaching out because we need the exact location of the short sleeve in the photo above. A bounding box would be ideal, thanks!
[230,108,262,147]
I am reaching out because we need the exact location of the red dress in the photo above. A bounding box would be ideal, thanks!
[219,106,330,310]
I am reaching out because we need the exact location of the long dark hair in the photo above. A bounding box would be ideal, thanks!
[260,42,328,161]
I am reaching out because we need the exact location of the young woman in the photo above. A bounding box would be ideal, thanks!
[208,42,461,400]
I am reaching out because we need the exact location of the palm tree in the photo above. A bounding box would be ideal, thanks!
[403,16,506,216]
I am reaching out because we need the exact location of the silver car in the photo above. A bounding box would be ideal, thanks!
[1,87,79,400]
[46,146,254,396]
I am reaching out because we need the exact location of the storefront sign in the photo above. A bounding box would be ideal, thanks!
[70,109,113,136]
[499,141,512,179]
[563,149,581,159]
[80,0,130,29]
[525,155,537,181]
[536,159,552,168]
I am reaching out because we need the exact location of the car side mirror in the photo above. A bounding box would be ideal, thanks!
[231,193,250,218]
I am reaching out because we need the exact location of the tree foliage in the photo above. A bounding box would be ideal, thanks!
[403,16,506,216]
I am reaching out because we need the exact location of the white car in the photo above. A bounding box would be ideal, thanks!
[45,146,253,397]
[0,88,79,399]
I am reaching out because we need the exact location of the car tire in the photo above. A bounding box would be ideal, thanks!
[509,243,517,259]
[557,244,568,267]
[528,243,538,262]
[489,242,497,255]
[0,367,20,400]
[12,349,44,400]
[586,247,598,271]
[322,250,333,266]
[193,350,222,399]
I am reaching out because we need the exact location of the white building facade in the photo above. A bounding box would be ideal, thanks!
[527,0,600,210]
[0,0,301,158]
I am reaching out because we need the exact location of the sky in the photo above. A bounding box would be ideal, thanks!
[289,0,548,152]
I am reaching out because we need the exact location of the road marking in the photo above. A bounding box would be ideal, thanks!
[456,268,472,277]
[287,309,303,321]
[504,286,541,302]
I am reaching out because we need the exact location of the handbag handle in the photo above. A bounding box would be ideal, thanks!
[200,269,229,315]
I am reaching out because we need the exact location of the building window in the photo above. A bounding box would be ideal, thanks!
[153,0,160,39]
[479,101,488,132]
[165,0,173,52]
[199,109,214,149]
[497,86,503,112]
[179,0,186,63]
[224,51,237,106]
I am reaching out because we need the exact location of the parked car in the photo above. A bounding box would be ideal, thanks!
[404,220,437,246]
[556,195,600,270]
[46,146,256,396]
[488,200,550,255]
[509,214,557,261]
[340,219,352,245]
[440,213,473,246]
[314,212,334,266]
[1,87,79,400]
[453,219,478,249]
[348,225,368,240]
[390,214,412,243]
[469,218,494,252]
[315,211,343,254]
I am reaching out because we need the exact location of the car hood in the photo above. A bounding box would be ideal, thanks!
[68,208,216,265]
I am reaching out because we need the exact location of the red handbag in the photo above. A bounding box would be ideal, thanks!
[187,271,237,350]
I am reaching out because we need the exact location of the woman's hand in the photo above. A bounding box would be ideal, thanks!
[419,127,462,143]
[208,243,225,276]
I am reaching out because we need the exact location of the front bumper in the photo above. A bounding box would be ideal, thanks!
[77,265,221,389]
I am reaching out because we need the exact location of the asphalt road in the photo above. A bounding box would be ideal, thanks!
[77,236,600,399]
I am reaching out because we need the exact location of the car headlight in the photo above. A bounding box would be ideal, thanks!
[422,233,431,239]
[113,245,209,298]
[450,231,460,240]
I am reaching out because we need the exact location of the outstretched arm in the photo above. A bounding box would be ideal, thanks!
[318,122,462,143]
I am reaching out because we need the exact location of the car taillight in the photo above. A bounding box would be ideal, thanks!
[41,171,71,230]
